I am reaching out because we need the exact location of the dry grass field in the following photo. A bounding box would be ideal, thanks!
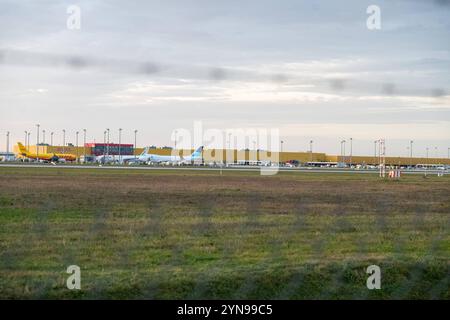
[0,166,449,299]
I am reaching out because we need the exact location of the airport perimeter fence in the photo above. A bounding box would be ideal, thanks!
[0,171,448,299]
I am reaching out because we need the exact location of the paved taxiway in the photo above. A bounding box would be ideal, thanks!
[0,163,445,175]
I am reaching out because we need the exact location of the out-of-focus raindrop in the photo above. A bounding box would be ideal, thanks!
[209,67,226,81]
[381,83,396,95]
[271,73,289,83]
[434,0,450,7]
[431,88,446,97]
[66,56,89,69]
[329,78,347,91]
[139,62,160,75]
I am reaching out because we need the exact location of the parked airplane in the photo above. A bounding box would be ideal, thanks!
[123,147,153,164]
[146,146,204,164]
[96,146,204,165]
[17,142,76,162]
[96,147,151,164]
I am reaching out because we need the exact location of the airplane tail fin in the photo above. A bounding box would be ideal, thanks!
[17,142,27,154]
[191,146,204,158]
[141,147,149,155]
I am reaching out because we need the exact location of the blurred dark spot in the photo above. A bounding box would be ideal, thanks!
[329,79,346,91]
[271,73,289,83]
[381,83,396,95]
[434,0,450,6]
[431,88,446,97]
[209,67,226,81]
[66,56,88,69]
[140,62,160,74]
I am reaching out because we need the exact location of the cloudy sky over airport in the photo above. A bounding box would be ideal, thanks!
[1,0,449,156]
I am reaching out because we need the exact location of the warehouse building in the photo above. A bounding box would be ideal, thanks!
[12,144,450,166]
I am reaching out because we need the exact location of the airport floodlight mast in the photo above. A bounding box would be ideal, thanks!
[6,131,10,155]
[410,140,413,167]
[27,132,30,151]
[134,130,138,160]
[76,131,79,163]
[83,129,87,162]
[36,124,40,162]
[309,140,313,162]
[280,140,284,164]
[24,131,27,149]
[174,130,178,150]
[51,132,54,146]
[379,139,386,178]
[118,128,122,164]
[377,140,380,165]
[42,129,45,144]
[103,130,107,157]
[106,128,110,157]
[340,140,346,165]
[62,129,66,154]
[349,137,353,166]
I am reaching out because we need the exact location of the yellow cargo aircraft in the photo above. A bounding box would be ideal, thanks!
[17,142,76,162]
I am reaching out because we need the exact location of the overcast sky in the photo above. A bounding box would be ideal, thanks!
[1,0,449,156]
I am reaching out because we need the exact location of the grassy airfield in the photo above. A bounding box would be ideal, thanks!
[0,166,448,299]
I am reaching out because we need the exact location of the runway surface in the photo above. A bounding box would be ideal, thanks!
[0,163,445,175]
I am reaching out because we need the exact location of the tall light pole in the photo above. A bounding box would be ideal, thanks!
[349,137,353,165]
[410,140,413,167]
[379,139,386,177]
[309,140,313,162]
[374,140,378,165]
[76,131,79,163]
[280,140,284,164]
[24,131,28,148]
[226,132,232,165]
[83,129,86,163]
[174,130,178,150]
[134,129,138,160]
[42,129,46,144]
[36,124,40,161]
[106,128,110,157]
[118,128,122,164]
[6,131,10,158]
[103,130,107,157]
[51,132,54,146]
[435,146,438,165]
[27,132,31,151]
[62,129,66,154]
[341,140,346,165]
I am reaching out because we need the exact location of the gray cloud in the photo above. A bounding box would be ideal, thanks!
[0,0,449,156]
